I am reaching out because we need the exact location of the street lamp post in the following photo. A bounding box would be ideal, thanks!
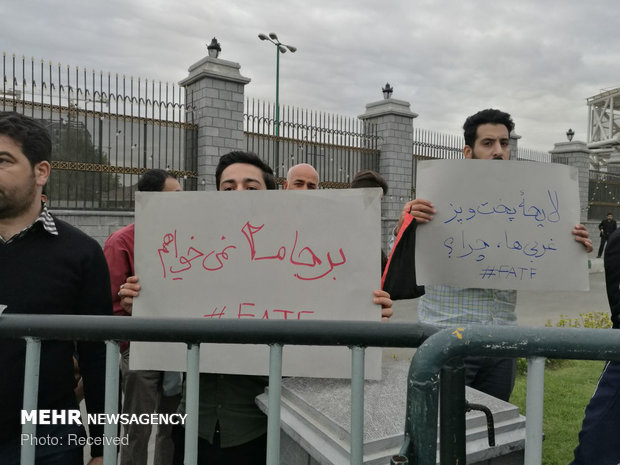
[382,83,394,99]
[207,38,221,58]
[258,32,296,177]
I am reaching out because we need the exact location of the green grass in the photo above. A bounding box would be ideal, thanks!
[510,359,605,465]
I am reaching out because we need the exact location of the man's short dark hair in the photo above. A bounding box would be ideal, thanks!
[137,169,177,192]
[0,112,51,167]
[215,151,276,190]
[350,170,388,195]
[463,109,515,148]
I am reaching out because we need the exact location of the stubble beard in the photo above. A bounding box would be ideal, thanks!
[471,151,509,160]
[0,174,38,220]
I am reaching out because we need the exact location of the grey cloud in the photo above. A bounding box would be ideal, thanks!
[2,0,619,149]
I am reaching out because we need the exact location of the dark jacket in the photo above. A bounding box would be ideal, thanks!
[0,219,112,457]
[600,218,617,238]
[604,229,620,328]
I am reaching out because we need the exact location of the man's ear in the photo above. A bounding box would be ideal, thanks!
[283,180,289,190]
[463,145,473,159]
[34,161,51,187]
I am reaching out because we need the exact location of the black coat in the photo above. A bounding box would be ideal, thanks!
[600,218,617,238]
[604,229,620,328]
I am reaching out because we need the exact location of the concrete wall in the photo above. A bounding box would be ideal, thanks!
[51,210,133,248]
[550,141,590,223]
[179,56,250,191]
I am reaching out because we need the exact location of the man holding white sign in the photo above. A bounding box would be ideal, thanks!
[391,109,593,401]
[119,151,393,465]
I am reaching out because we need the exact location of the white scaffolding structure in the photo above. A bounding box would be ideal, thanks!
[587,87,620,169]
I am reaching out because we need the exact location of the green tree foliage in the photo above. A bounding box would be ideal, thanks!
[47,120,120,207]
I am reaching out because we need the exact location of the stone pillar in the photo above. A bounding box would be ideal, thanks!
[510,131,521,158]
[179,55,250,191]
[550,141,590,223]
[359,98,418,248]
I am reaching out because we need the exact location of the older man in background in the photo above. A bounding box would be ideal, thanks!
[283,163,319,190]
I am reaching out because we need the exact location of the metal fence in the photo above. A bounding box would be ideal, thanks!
[589,170,620,220]
[244,99,380,187]
[406,325,620,465]
[516,147,551,163]
[1,53,198,210]
[8,314,619,465]
[412,128,551,162]
[411,129,464,196]
[4,52,558,207]
[412,128,464,160]
[410,128,551,196]
[3,314,437,465]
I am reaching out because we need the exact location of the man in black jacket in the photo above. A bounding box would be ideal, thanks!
[571,228,620,464]
[597,212,617,258]
[0,112,112,465]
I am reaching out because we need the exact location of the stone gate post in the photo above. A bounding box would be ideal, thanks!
[550,140,590,223]
[179,46,250,191]
[359,95,418,249]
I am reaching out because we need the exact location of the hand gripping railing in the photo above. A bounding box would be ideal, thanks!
[402,325,620,465]
[0,314,437,465]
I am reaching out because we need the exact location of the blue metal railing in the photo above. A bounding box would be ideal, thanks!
[10,315,613,465]
[405,325,620,465]
[2,315,437,465]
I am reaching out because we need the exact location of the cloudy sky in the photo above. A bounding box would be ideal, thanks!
[2,0,618,151]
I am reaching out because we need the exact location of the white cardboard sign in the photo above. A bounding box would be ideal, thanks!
[415,160,588,291]
[129,188,384,379]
